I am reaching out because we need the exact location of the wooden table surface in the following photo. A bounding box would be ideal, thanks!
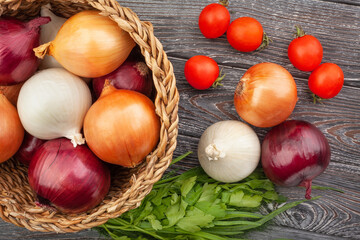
[1,0,359,239]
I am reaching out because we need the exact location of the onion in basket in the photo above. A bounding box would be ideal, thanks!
[0,92,24,163]
[92,59,153,99]
[39,5,67,69]
[34,10,136,78]
[28,138,110,214]
[17,68,92,147]
[84,83,160,167]
[0,16,50,85]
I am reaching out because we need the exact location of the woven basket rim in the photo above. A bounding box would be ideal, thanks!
[0,0,179,233]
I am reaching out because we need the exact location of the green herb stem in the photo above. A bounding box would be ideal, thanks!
[152,176,179,187]
[214,220,261,226]
[105,219,166,240]
[218,211,263,220]
[170,151,193,166]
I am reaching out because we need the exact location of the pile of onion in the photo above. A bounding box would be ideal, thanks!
[0,9,161,216]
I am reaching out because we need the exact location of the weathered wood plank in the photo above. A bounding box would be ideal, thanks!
[1,0,359,239]
[123,1,360,239]
[121,0,360,85]
[321,0,360,6]
[0,221,105,239]
[245,225,352,239]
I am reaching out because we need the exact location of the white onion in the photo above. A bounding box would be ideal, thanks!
[17,68,92,147]
[39,5,66,69]
[198,120,261,182]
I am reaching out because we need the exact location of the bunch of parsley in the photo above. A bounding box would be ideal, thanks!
[96,152,314,240]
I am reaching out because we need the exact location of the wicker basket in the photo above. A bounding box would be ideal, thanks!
[0,0,178,233]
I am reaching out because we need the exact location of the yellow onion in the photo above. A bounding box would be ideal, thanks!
[34,10,136,78]
[0,93,24,163]
[84,83,160,167]
[234,63,297,128]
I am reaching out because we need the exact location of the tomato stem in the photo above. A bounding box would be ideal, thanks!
[218,0,229,7]
[295,25,306,38]
[212,68,225,88]
[257,32,272,51]
[312,93,326,104]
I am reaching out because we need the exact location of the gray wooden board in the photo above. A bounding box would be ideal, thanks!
[1,0,359,239]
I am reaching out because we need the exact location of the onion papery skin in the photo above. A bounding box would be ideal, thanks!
[84,86,160,167]
[234,63,297,128]
[0,17,50,85]
[39,5,67,70]
[0,82,24,106]
[0,94,24,163]
[37,10,136,78]
[92,60,152,99]
[28,138,111,214]
[14,132,45,165]
[261,120,331,199]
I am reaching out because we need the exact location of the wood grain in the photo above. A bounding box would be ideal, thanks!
[1,0,359,239]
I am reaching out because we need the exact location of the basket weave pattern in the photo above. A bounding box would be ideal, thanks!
[0,0,179,233]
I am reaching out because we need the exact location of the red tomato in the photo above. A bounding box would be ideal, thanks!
[288,33,323,71]
[308,63,344,99]
[198,3,230,39]
[184,55,219,90]
[227,17,264,52]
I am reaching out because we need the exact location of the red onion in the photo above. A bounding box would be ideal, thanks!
[261,120,330,199]
[92,60,152,99]
[14,132,45,165]
[0,16,50,85]
[28,138,111,213]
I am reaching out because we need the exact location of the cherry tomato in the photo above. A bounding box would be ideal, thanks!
[308,63,344,99]
[288,28,323,71]
[184,55,219,90]
[227,17,264,52]
[198,3,230,39]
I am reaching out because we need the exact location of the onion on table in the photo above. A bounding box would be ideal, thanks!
[234,62,298,128]
[197,120,261,183]
[261,120,331,199]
